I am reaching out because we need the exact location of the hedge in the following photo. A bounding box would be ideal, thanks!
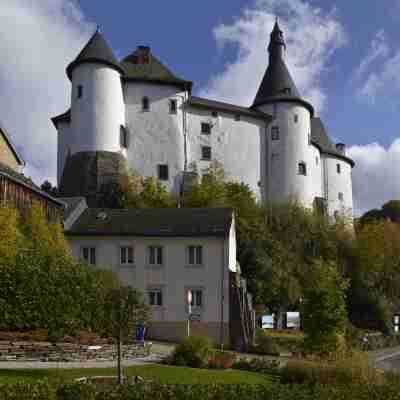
[1,382,400,400]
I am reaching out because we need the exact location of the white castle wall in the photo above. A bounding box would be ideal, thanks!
[69,63,125,156]
[258,102,321,207]
[325,156,353,219]
[124,83,187,196]
[186,108,265,199]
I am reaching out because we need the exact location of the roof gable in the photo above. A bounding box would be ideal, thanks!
[0,125,24,167]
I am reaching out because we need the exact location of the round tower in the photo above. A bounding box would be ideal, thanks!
[57,30,128,205]
[253,21,317,207]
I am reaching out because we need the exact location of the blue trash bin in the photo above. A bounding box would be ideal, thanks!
[136,326,146,343]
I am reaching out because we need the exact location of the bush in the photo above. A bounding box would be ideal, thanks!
[171,336,213,368]
[232,357,280,374]
[250,329,281,356]
[208,351,236,369]
[280,351,383,386]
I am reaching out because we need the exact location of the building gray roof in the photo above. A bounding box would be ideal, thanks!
[121,46,192,90]
[58,197,86,220]
[0,124,24,166]
[66,30,125,80]
[0,162,64,206]
[310,118,355,167]
[66,207,233,237]
[252,22,314,117]
[187,96,270,120]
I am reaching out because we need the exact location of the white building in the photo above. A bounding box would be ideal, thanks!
[53,22,354,219]
[63,200,254,348]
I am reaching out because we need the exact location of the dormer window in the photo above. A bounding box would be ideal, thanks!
[77,85,83,99]
[211,111,218,118]
[283,88,291,95]
[142,96,150,111]
[201,122,211,135]
[271,127,280,140]
[298,162,307,176]
[336,164,341,174]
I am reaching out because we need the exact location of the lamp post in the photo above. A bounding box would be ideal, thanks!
[187,290,192,337]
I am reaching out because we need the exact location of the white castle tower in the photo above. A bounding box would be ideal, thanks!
[53,23,354,218]
[253,21,354,218]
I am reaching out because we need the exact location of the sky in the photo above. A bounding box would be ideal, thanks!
[0,0,400,215]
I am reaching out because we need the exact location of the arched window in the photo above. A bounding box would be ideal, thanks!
[298,161,307,176]
[142,96,150,111]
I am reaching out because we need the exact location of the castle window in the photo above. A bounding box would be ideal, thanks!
[271,126,280,140]
[283,88,291,95]
[235,114,241,121]
[120,125,129,149]
[294,114,298,123]
[212,111,218,118]
[158,164,169,181]
[298,162,307,176]
[142,96,150,111]
[77,85,83,99]
[201,146,212,160]
[169,99,177,114]
[337,163,341,174]
[201,122,211,135]
[338,192,344,202]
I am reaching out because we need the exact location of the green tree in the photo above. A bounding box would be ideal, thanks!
[301,259,349,356]
[103,286,149,384]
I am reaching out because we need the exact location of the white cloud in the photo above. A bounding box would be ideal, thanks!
[348,139,400,215]
[353,30,389,81]
[0,0,94,185]
[198,0,346,113]
[355,30,400,105]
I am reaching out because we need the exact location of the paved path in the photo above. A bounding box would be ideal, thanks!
[371,346,400,372]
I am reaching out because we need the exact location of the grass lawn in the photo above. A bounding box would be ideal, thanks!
[0,364,272,385]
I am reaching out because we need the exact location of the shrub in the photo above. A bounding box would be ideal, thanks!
[251,329,281,356]
[280,351,383,386]
[171,335,213,368]
[232,357,280,374]
[208,351,236,369]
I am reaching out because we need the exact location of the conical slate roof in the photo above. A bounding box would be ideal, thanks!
[121,46,192,90]
[252,22,314,116]
[66,30,124,79]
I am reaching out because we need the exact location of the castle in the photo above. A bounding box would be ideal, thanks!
[53,22,354,218]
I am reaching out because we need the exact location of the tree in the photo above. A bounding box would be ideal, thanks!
[301,259,349,356]
[103,286,149,384]
[40,180,58,197]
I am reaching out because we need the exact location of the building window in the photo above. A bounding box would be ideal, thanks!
[338,192,344,202]
[188,245,203,266]
[77,85,83,99]
[337,163,341,174]
[201,146,212,160]
[148,289,163,306]
[82,247,96,265]
[294,114,298,123]
[316,157,319,166]
[149,246,163,265]
[201,122,211,135]
[271,126,280,140]
[169,99,177,114]
[142,96,150,111]
[120,125,129,148]
[187,289,203,308]
[235,114,241,121]
[211,111,218,118]
[120,246,134,265]
[298,162,307,176]
[158,164,169,181]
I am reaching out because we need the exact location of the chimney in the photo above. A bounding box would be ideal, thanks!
[336,143,346,155]
[136,46,150,64]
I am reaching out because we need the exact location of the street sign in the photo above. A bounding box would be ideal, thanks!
[189,313,201,322]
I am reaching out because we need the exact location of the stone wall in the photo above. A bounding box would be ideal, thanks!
[0,341,151,362]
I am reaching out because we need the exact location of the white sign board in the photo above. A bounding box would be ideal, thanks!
[189,313,201,322]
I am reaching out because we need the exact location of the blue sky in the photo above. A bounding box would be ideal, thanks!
[1,0,400,214]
